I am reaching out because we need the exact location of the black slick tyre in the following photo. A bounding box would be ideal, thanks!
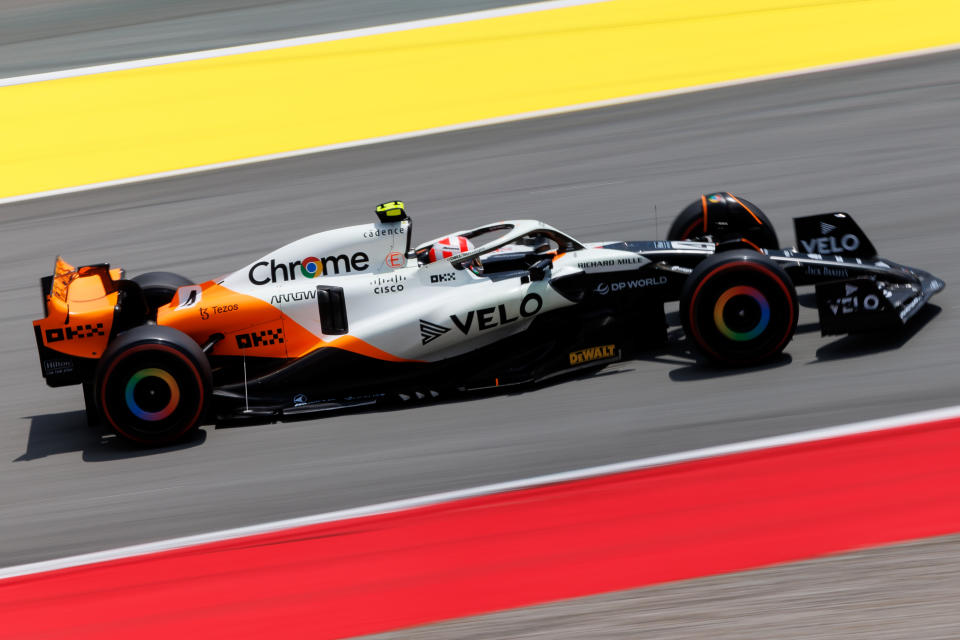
[132,272,194,316]
[95,325,211,445]
[668,192,779,250]
[680,251,798,366]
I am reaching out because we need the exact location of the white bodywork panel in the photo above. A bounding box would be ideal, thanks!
[219,219,653,363]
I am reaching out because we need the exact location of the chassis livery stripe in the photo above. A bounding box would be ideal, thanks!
[2,409,960,638]
[2,0,959,201]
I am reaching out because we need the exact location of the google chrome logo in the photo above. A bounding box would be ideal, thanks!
[300,256,322,278]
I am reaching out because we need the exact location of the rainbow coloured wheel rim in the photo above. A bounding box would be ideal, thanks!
[682,254,797,366]
[124,367,181,421]
[99,338,209,444]
[712,286,771,342]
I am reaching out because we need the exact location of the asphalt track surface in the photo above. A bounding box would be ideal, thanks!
[2,47,959,569]
[0,0,532,77]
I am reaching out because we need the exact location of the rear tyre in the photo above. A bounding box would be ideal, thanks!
[132,272,193,316]
[680,251,797,366]
[96,325,211,445]
[667,192,779,250]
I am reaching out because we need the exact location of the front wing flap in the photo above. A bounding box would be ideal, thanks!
[816,270,944,335]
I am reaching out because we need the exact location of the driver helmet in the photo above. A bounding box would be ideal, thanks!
[427,235,475,262]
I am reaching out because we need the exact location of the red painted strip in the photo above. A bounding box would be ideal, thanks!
[3,418,960,639]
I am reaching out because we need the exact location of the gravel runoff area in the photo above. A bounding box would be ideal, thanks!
[365,534,960,639]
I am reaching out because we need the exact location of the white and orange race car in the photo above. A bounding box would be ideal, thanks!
[33,196,943,445]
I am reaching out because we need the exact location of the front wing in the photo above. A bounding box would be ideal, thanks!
[815,267,944,335]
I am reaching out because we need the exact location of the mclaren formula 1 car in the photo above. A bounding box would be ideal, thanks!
[33,195,943,445]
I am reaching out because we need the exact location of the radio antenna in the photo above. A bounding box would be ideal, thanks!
[654,204,659,239]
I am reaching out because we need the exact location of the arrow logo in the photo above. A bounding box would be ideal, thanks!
[420,319,451,345]
[819,221,837,235]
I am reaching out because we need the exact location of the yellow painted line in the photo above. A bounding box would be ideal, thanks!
[2,0,959,201]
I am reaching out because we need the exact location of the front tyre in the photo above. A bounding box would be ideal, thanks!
[96,326,211,445]
[680,251,797,366]
[667,192,779,250]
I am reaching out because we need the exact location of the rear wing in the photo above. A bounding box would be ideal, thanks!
[794,213,877,259]
[33,257,128,387]
[39,256,124,318]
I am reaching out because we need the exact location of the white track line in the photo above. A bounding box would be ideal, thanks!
[3,404,960,580]
[0,0,609,87]
[2,41,959,208]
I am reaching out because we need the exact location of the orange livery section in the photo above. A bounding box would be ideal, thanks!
[34,257,118,360]
[158,281,322,359]
[156,281,415,362]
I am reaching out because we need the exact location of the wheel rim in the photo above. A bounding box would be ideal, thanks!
[124,368,181,421]
[687,261,795,363]
[712,286,770,342]
[100,344,205,442]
